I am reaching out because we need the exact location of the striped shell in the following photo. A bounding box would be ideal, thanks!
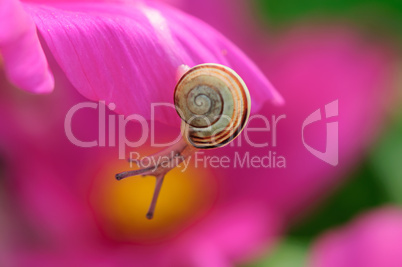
[174,63,251,149]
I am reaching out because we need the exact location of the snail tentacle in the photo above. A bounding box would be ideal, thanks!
[146,174,164,220]
[115,138,196,219]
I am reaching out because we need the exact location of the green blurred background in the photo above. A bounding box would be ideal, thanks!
[256,0,402,41]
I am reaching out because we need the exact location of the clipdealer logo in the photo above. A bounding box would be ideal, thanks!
[63,100,339,168]
[302,100,339,166]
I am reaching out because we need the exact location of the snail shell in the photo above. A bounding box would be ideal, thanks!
[174,63,251,149]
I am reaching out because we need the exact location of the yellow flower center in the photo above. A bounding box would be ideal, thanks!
[89,154,217,243]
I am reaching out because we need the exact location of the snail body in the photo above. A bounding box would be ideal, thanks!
[116,63,251,219]
[174,63,251,149]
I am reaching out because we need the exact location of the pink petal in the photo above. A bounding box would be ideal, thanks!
[310,207,402,267]
[158,0,267,59]
[0,0,54,93]
[24,1,281,121]
[171,202,281,266]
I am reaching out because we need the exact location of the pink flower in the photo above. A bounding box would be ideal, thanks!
[1,0,283,266]
[169,0,396,219]
[0,0,53,93]
[1,0,282,118]
[255,27,395,218]
[158,0,271,60]
[0,0,397,266]
[310,207,402,267]
[0,75,281,266]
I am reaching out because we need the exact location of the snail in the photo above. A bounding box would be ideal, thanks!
[115,63,251,219]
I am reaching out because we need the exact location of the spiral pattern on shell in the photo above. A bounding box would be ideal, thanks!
[174,63,251,149]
